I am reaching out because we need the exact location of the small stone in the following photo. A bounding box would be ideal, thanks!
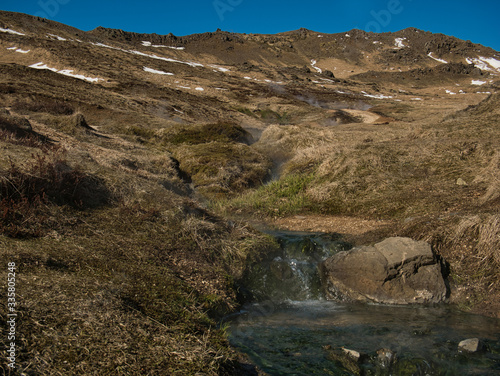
[342,347,361,361]
[458,338,485,353]
[376,348,397,369]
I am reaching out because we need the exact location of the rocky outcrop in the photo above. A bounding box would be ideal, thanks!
[320,237,449,304]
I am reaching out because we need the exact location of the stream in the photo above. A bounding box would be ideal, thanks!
[226,231,500,375]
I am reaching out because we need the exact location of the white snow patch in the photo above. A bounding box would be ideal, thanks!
[195,87,204,91]
[476,91,491,94]
[373,41,382,44]
[141,41,185,49]
[29,62,103,82]
[91,42,126,52]
[445,90,456,95]
[7,46,30,54]
[361,91,393,99]
[29,62,58,72]
[317,35,323,38]
[428,52,447,64]
[411,98,423,101]
[58,69,103,82]
[345,34,351,38]
[129,50,203,67]
[209,64,230,72]
[394,37,406,48]
[244,76,252,80]
[215,87,228,90]
[177,86,191,89]
[466,57,500,73]
[143,67,174,75]
[47,33,67,41]
[471,80,486,85]
[482,57,500,70]
[0,27,25,36]
[310,59,322,73]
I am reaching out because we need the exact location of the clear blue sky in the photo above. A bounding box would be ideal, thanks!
[1,0,499,51]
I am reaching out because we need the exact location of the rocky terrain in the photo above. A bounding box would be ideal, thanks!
[1,10,499,375]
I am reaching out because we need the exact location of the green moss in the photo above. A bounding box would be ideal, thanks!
[223,173,316,217]
[166,122,250,145]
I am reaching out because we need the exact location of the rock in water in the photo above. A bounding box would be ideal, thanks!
[319,237,448,304]
[458,338,485,353]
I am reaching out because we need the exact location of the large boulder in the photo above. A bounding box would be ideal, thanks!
[319,237,448,304]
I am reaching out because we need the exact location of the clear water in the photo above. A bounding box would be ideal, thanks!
[228,232,500,375]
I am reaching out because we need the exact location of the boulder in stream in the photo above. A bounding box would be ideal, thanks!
[320,237,449,304]
[458,338,486,353]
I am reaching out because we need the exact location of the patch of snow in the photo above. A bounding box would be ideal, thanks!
[411,98,423,101]
[129,50,203,67]
[173,108,184,114]
[394,37,406,48]
[318,78,335,83]
[361,91,393,99]
[345,34,351,38]
[310,59,322,73]
[482,57,500,70]
[466,57,500,73]
[29,62,103,82]
[428,52,447,64]
[47,33,67,41]
[91,42,127,52]
[209,64,230,72]
[244,76,252,80]
[141,41,185,49]
[373,41,382,44]
[476,91,491,94]
[177,86,191,89]
[7,46,29,54]
[143,67,174,75]
[471,80,486,85]
[195,87,204,91]
[459,90,465,94]
[215,87,228,90]
[0,27,25,36]
[58,69,103,82]
[29,62,58,72]
[317,35,323,38]
[445,90,456,95]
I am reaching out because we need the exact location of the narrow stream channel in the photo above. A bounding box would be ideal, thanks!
[226,231,500,375]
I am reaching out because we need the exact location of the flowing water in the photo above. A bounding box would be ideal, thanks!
[227,231,500,375]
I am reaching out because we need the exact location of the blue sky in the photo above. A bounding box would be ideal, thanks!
[1,0,499,50]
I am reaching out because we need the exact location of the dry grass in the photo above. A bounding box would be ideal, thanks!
[172,141,271,199]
